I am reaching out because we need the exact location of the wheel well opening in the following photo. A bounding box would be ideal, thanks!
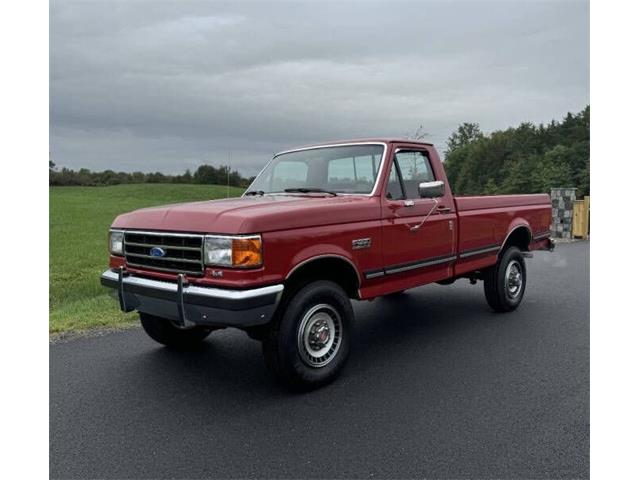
[286,257,360,299]
[503,226,532,252]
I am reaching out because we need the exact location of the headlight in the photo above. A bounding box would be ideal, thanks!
[109,230,124,255]
[204,235,262,268]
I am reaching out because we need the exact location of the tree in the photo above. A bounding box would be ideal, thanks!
[484,178,500,195]
[47,160,253,187]
[442,106,589,197]
[444,122,482,158]
[577,158,590,197]
[48,164,251,187]
[501,154,536,194]
[194,165,219,184]
[131,171,146,183]
[532,145,574,192]
[405,125,429,141]
[146,172,166,184]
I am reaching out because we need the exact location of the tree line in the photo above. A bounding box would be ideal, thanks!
[50,105,589,196]
[443,105,589,198]
[49,163,254,188]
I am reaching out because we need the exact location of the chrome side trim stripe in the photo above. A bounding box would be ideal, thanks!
[364,254,456,280]
[533,230,552,240]
[385,255,457,275]
[458,244,501,259]
[356,230,550,282]
[364,269,385,280]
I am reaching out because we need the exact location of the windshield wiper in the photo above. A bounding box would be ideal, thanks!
[283,187,338,196]
[244,190,265,196]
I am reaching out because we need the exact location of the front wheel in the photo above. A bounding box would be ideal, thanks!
[140,313,214,350]
[483,246,527,312]
[262,280,353,390]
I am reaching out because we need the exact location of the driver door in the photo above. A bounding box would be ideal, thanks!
[381,146,456,287]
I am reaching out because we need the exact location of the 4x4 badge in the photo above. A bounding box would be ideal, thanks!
[352,238,371,250]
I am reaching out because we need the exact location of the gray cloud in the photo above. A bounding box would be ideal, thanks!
[50,0,589,175]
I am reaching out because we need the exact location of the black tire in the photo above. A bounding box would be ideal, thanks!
[262,280,353,390]
[140,312,213,350]
[483,246,527,312]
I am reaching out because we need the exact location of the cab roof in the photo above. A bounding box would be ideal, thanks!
[302,138,432,147]
[277,138,433,155]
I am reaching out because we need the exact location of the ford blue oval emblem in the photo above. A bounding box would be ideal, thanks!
[150,247,166,257]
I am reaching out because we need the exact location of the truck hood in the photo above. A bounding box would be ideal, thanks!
[112,194,380,234]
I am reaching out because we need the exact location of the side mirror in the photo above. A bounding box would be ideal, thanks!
[418,180,445,198]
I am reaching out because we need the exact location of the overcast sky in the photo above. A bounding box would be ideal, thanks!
[50,0,589,176]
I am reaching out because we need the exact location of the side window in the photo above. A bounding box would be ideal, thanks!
[386,161,404,200]
[394,150,435,199]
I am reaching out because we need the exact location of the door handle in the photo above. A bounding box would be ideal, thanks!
[403,200,415,207]
[436,205,451,213]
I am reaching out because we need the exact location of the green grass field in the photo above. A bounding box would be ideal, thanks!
[49,184,244,333]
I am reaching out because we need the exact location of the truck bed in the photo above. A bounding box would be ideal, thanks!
[453,194,552,277]
[454,194,550,211]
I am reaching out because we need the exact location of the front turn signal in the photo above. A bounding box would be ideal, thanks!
[232,236,262,268]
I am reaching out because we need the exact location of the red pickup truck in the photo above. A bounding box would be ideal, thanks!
[102,139,553,389]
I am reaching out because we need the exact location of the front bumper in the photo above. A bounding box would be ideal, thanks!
[100,268,284,328]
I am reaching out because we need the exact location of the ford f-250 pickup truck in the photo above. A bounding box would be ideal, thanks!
[101,139,554,389]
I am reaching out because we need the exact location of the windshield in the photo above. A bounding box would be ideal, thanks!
[247,144,385,195]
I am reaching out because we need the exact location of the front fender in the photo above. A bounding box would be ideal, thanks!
[285,245,361,284]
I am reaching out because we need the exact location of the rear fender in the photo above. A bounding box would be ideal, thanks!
[500,220,533,253]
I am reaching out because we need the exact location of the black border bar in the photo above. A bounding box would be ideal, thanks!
[364,254,457,280]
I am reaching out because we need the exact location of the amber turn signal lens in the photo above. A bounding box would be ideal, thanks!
[232,237,262,267]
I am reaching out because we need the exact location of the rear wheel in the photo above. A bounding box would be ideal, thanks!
[483,246,527,312]
[262,280,353,390]
[140,313,214,350]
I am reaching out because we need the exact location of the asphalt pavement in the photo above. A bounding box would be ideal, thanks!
[50,241,589,479]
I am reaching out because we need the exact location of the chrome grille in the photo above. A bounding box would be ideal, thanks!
[124,231,204,275]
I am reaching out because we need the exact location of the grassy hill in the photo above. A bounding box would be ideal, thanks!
[49,184,244,333]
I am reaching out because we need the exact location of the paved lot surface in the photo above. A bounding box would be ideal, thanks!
[50,242,589,479]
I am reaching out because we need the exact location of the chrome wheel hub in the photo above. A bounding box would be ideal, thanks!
[505,260,523,299]
[297,304,342,368]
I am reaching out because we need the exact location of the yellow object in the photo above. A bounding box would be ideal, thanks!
[572,196,590,238]
[232,237,263,267]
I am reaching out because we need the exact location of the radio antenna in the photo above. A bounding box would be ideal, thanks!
[227,151,231,198]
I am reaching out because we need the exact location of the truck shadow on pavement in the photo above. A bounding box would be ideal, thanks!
[131,283,502,401]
